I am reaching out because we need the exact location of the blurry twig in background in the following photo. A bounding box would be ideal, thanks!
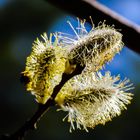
[47,0,140,54]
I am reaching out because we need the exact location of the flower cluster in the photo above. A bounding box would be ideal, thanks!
[22,18,133,131]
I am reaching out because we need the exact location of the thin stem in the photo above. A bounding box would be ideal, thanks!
[2,65,84,140]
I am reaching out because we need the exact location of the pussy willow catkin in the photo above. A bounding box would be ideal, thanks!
[56,72,133,132]
[22,18,133,131]
[57,19,123,72]
[22,33,67,104]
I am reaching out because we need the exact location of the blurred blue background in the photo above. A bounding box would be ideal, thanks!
[0,0,140,140]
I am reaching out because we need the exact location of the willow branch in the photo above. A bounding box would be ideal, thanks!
[47,0,140,54]
[1,65,84,140]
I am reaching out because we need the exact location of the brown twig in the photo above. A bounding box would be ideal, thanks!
[47,0,140,54]
[1,65,84,140]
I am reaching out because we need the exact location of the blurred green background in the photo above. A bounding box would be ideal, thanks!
[0,0,140,140]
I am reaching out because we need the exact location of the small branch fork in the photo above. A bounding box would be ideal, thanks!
[0,65,84,140]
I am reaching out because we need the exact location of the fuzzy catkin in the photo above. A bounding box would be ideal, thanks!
[22,33,67,104]
[57,21,123,72]
[56,72,133,132]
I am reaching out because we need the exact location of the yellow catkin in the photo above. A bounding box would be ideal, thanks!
[57,22,123,72]
[56,72,133,132]
[22,33,67,104]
